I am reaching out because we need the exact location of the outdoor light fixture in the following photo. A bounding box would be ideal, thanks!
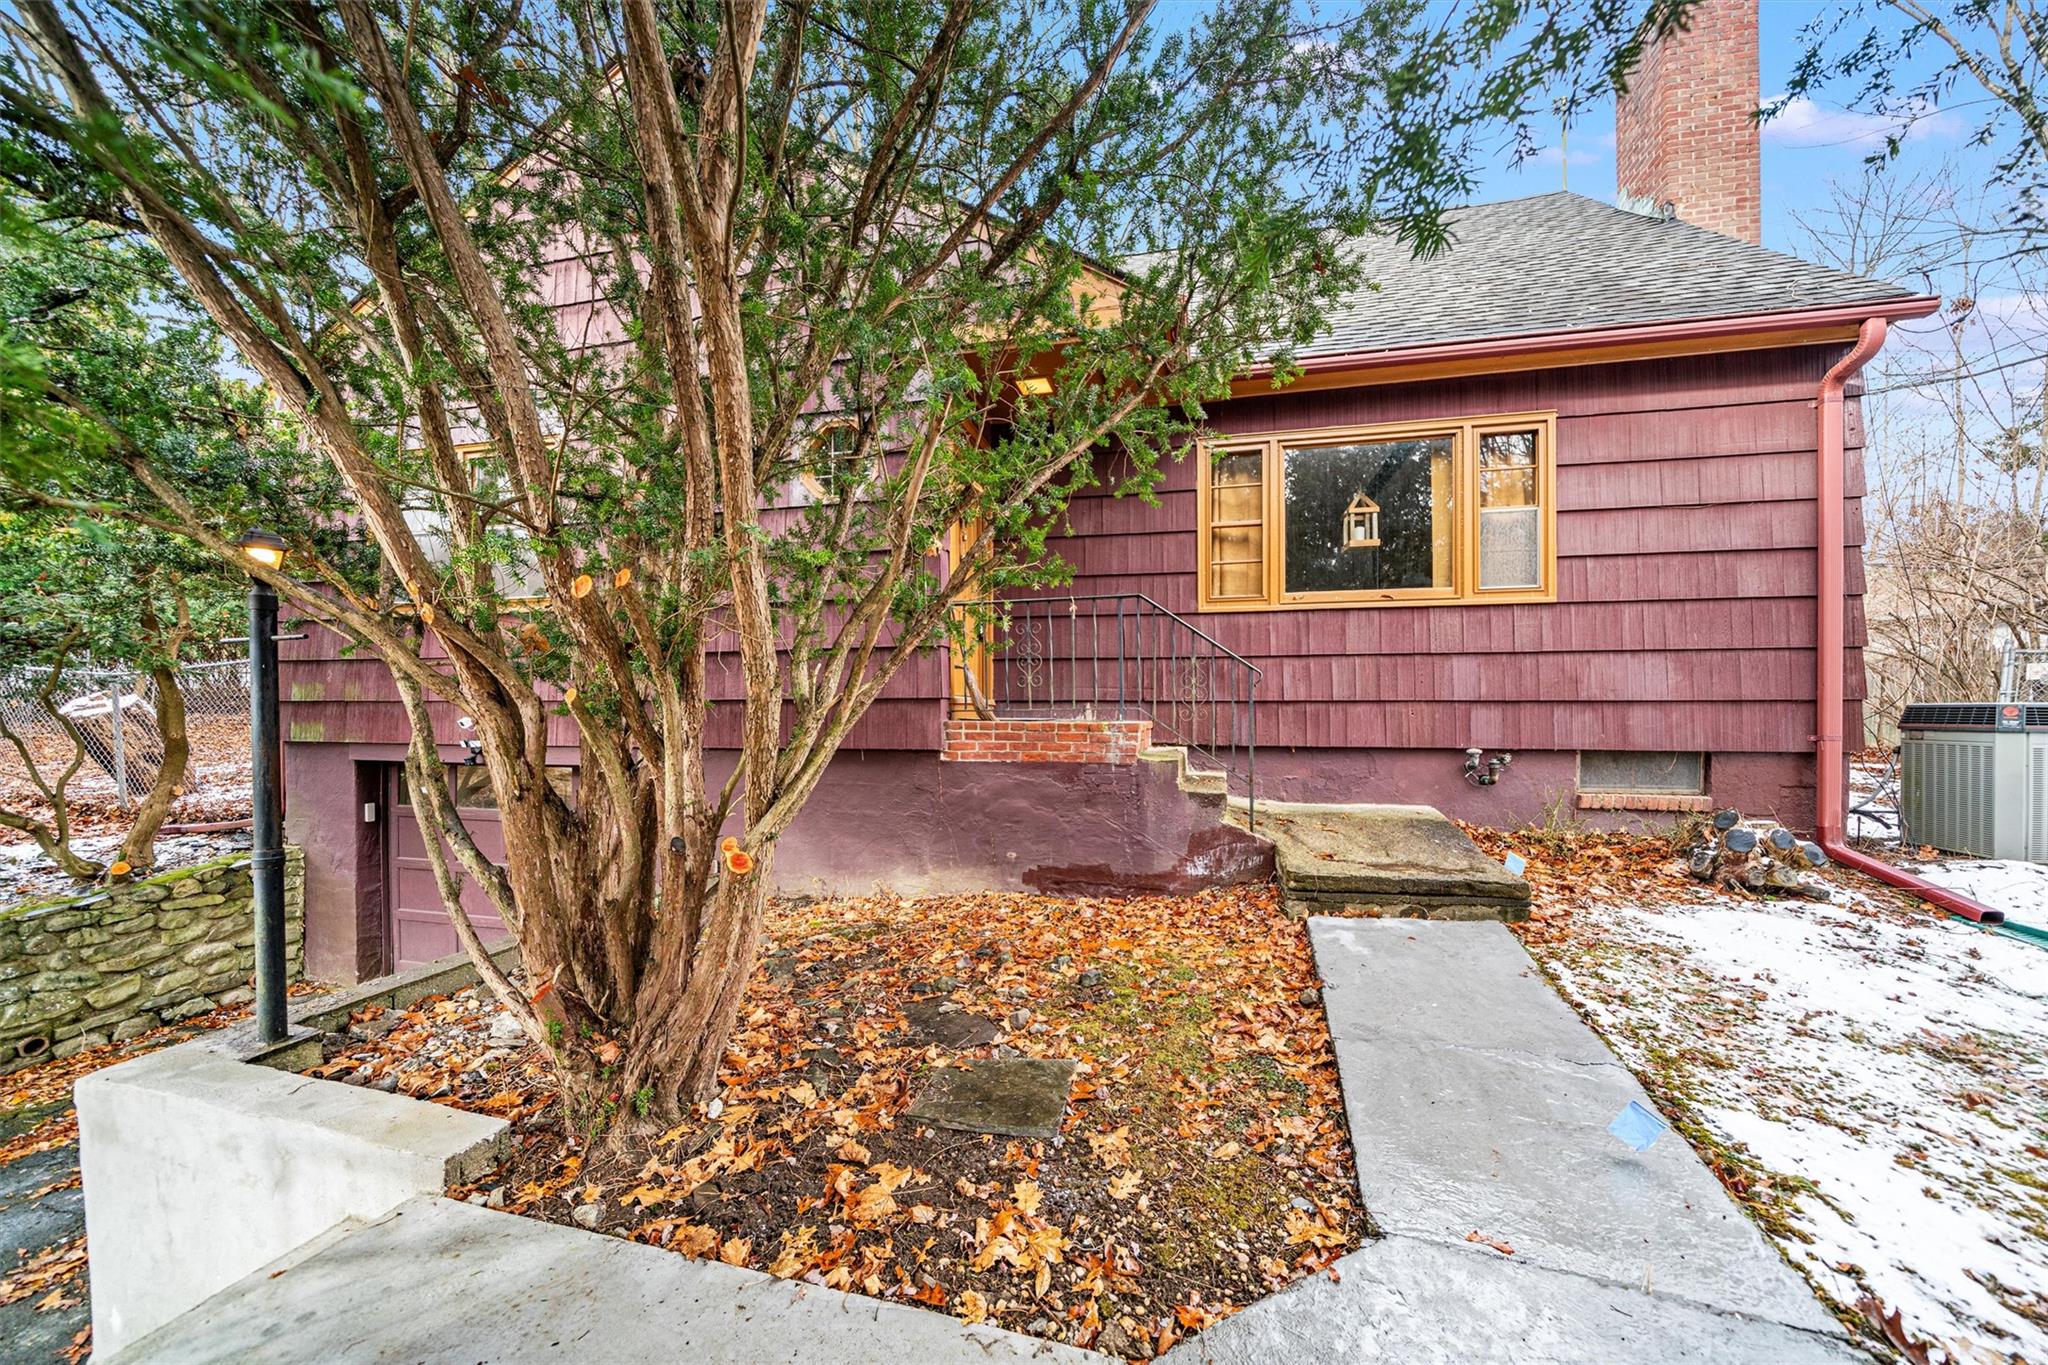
[236,526,290,570]
[1015,375,1054,397]
[237,528,289,1043]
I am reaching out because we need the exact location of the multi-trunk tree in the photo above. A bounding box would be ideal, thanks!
[0,0,1681,1122]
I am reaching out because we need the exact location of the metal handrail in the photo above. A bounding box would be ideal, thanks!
[950,594,1260,827]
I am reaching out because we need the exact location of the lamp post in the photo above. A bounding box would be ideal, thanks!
[236,528,289,1043]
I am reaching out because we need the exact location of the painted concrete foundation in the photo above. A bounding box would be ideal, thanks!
[1238,747,1818,834]
[754,746,1271,898]
[0,850,303,1072]
[287,740,1273,984]
[74,961,510,1358]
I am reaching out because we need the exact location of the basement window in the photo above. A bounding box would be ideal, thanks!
[1578,751,1706,795]
[1199,412,1556,609]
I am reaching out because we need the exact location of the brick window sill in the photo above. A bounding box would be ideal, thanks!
[1576,792,1713,813]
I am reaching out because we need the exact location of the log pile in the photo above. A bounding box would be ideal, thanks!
[1684,809,1831,899]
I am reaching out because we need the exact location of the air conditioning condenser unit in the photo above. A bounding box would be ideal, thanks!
[1897,703,2048,861]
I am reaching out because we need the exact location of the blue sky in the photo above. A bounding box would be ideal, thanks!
[1444,0,2040,500]
[1466,2,1982,259]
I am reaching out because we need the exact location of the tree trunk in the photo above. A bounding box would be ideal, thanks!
[118,665,188,869]
[0,808,102,880]
[600,866,777,1127]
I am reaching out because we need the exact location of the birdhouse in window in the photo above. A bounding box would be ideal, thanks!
[1342,492,1380,549]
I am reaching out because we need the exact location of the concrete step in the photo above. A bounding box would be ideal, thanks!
[1234,801,1530,921]
[109,1196,1102,1364]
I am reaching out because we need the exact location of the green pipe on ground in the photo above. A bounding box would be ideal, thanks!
[1944,911,2048,950]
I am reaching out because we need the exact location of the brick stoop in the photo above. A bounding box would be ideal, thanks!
[942,717,1152,765]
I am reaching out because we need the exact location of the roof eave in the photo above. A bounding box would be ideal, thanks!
[1247,295,1943,388]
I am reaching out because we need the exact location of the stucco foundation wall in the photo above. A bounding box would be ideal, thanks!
[728,748,1273,898]
[288,741,1275,985]
[0,849,303,1073]
[1240,748,1817,833]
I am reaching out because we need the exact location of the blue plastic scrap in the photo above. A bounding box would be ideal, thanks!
[1503,852,1527,877]
[1609,1101,1669,1153]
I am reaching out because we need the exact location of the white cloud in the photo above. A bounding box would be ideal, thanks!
[1761,96,1960,150]
[1968,292,2048,323]
[1527,144,1606,169]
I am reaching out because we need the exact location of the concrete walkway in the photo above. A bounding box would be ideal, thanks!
[108,1195,1099,1364]
[1158,919,1867,1364]
[0,1097,85,1364]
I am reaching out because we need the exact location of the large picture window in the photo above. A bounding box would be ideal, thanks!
[1198,413,1556,609]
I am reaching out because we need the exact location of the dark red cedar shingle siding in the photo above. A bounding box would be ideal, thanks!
[281,629,946,750]
[282,344,1862,760]
[1016,344,1865,757]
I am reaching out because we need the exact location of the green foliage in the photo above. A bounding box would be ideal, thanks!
[0,218,341,669]
[0,0,1684,649]
[0,0,1692,1096]
[0,512,231,669]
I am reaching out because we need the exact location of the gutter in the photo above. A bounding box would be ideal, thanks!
[1811,316,2007,926]
[1249,296,1943,385]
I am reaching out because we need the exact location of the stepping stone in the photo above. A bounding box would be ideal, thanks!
[892,1000,1000,1049]
[905,1058,1077,1139]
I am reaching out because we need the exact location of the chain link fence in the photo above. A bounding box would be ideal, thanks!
[1998,647,2048,705]
[0,658,250,810]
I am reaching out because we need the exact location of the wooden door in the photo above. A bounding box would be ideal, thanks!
[948,519,994,717]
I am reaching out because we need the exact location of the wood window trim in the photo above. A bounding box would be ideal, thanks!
[1195,411,1558,612]
[796,420,882,504]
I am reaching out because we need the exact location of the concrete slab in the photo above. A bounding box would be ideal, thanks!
[1307,919,1843,1338]
[1306,917,1614,1063]
[76,1042,509,1357]
[1156,1239,1866,1365]
[109,1195,1104,1364]
[1256,804,1529,920]
[905,1057,1078,1139]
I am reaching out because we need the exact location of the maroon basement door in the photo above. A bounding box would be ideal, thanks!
[386,764,509,971]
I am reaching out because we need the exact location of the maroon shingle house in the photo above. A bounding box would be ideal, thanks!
[282,0,1938,982]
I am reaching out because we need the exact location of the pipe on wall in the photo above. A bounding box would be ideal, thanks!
[1813,317,2006,926]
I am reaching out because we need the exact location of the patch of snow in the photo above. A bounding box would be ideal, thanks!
[1848,760,1902,845]
[1531,889,2048,1363]
[1,827,250,908]
[1905,858,2048,931]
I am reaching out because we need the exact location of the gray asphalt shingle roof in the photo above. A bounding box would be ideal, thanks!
[1304,190,1917,358]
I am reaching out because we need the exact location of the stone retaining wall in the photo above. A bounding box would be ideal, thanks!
[0,849,303,1072]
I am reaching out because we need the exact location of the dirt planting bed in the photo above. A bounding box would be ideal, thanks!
[305,886,1367,1359]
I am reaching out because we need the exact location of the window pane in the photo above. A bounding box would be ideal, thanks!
[1209,526,1264,599]
[1580,751,1704,794]
[1480,430,1538,506]
[1282,437,1453,594]
[799,424,869,502]
[1208,450,1264,600]
[1479,430,1542,589]
[449,765,496,809]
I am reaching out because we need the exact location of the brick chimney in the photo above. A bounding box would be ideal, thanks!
[1614,0,1761,243]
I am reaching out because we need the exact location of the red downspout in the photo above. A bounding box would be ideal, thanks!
[1813,318,2006,925]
